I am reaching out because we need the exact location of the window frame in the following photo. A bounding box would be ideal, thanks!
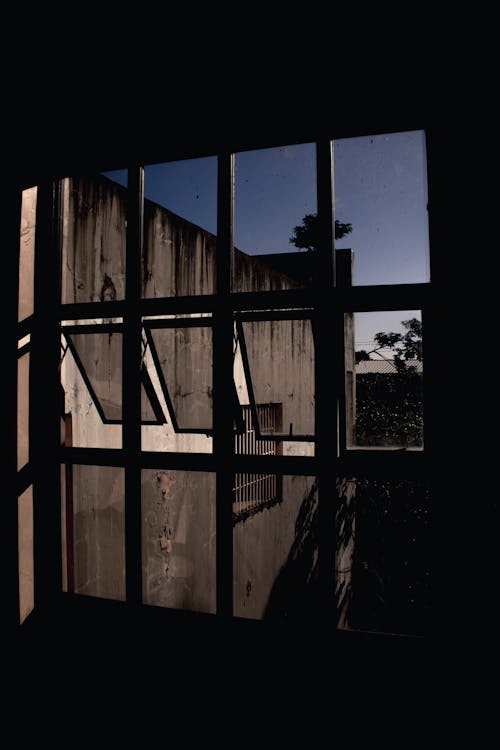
[14,130,433,638]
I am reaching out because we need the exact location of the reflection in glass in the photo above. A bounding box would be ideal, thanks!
[63,465,125,601]
[19,187,37,323]
[142,157,217,298]
[333,130,430,286]
[141,470,216,614]
[61,172,127,304]
[233,143,317,292]
[350,311,423,448]
[18,485,34,624]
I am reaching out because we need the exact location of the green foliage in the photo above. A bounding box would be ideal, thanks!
[373,318,422,371]
[289,212,352,252]
[355,349,371,363]
[349,478,430,635]
[355,371,423,447]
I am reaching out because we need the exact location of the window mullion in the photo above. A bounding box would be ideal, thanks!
[123,165,143,606]
[315,139,338,617]
[214,153,234,619]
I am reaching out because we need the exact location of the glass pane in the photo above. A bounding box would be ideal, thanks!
[350,311,423,448]
[237,317,314,455]
[233,143,317,292]
[19,187,37,322]
[141,318,213,452]
[63,465,125,601]
[18,485,34,624]
[142,157,217,298]
[233,475,318,619]
[333,130,430,285]
[341,477,430,636]
[141,470,216,614]
[61,322,122,449]
[17,351,29,470]
[61,171,127,304]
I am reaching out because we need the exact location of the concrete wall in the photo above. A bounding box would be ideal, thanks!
[58,173,353,622]
[19,187,36,321]
[141,470,216,614]
[61,176,126,304]
[71,464,125,601]
[234,475,317,619]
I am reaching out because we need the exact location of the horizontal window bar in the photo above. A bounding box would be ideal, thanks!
[61,323,124,335]
[235,309,313,322]
[57,284,430,322]
[332,283,431,312]
[58,300,127,321]
[338,449,429,479]
[144,317,212,329]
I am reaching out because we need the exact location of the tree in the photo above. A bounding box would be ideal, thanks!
[355,349,371,363]
[289,212,352,252]
[363,318,422,373]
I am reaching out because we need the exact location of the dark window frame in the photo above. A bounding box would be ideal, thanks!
[15,130,433,639]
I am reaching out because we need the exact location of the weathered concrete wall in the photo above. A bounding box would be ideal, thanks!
[18,351,30,470]
[19,187,37,321]
[59,173,352,621]
[72,465,125,601]
[62,176,126,304]
[61,174,298,304]
[143,202,217,297]
[234,475,317,619]
[141,470,216,614]
[233,249,298,293]
[18,485,34,623]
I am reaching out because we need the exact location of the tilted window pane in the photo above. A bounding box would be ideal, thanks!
[238,317,315,451]
[61,322,122,449]
[147,324,212,432]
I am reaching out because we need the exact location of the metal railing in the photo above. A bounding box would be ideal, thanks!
[233,404,283,523]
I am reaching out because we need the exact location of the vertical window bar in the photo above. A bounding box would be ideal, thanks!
[123,165,144,606]
[214,153,234,618]
[6,187,22,628]
[31,179,63,613]
[315,140,337,617]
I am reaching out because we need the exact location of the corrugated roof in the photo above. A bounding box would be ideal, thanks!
[355,359,423,374]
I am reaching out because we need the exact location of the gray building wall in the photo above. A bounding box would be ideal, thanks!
[59,173,355,623]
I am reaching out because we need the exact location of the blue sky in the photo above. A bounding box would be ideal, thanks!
[104,130,429,352]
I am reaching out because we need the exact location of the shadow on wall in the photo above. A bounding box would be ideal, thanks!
[264,479,321,620]
[263,479,355,624]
